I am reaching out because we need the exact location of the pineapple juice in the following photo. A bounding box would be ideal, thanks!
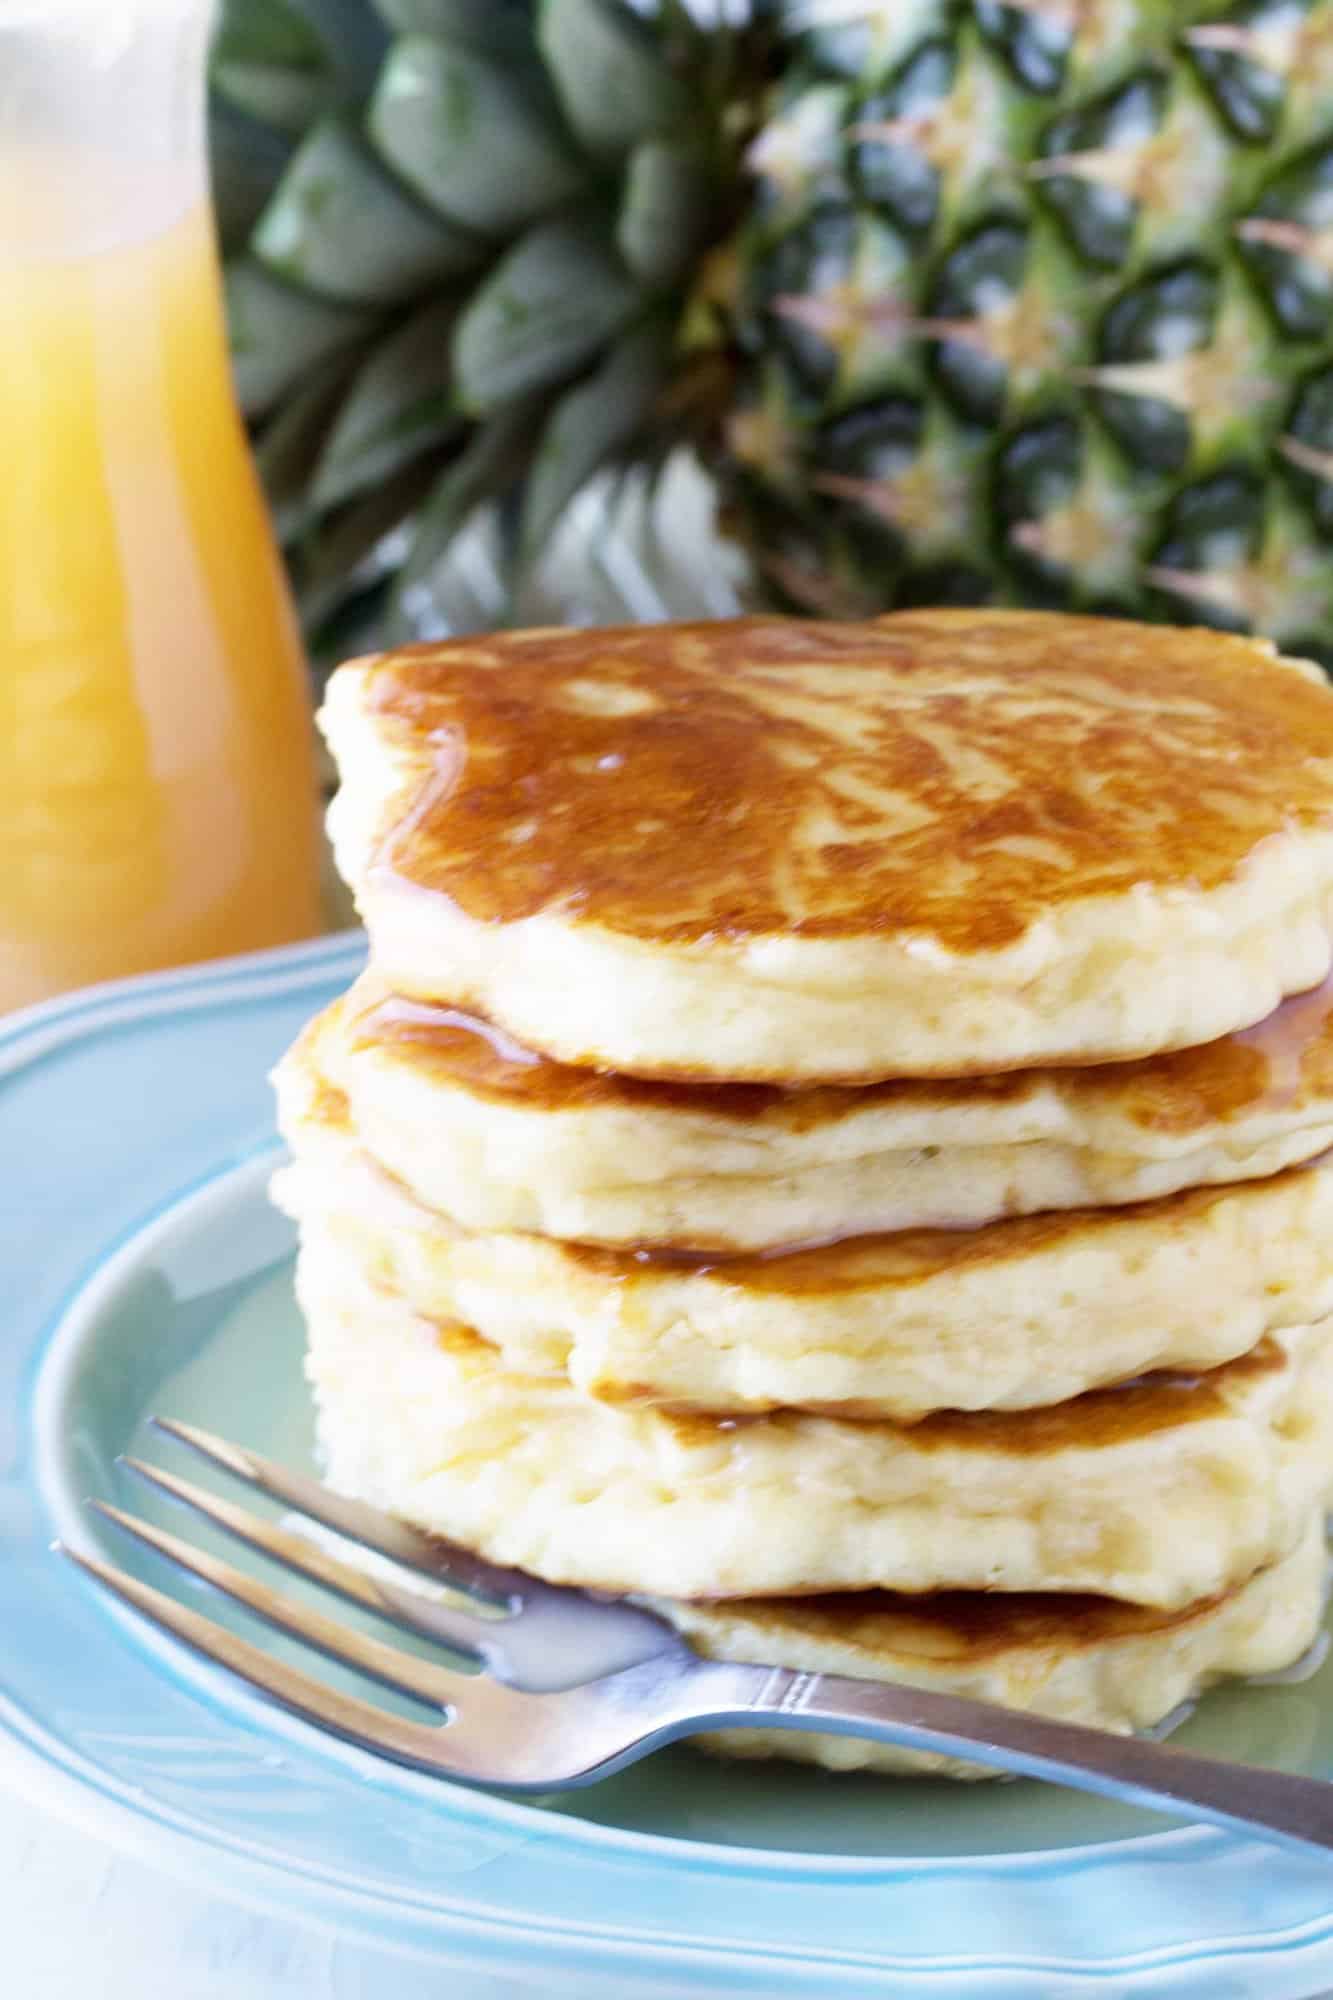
[0,156,321,1009]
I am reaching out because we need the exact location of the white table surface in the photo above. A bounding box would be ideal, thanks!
[0,1791,554,1999]
[12,1782,1333,1999]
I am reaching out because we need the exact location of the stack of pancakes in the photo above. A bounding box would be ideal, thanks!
[275,609,1333,1778]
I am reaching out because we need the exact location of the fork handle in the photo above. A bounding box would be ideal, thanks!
[682,1660,1333,1856]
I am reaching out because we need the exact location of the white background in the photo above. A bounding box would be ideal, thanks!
[0,1798,544,1998]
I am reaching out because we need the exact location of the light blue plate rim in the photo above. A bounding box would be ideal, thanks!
[5,935,1333,1995]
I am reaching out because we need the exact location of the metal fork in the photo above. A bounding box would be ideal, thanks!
[56,1418,1333,1857]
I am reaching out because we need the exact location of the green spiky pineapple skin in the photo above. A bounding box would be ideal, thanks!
[724,0,1333,659]
[212,0,1333,663]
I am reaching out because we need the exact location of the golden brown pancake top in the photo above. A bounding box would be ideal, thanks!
[360,609,1333,953]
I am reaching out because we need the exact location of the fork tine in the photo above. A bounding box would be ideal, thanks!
[56,1542,485,1778]
[150,1418,529,1608]
[89,1500,477,1713]
[120,1457,506,1661]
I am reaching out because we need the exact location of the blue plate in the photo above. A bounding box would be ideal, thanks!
[7,934,1333,1997]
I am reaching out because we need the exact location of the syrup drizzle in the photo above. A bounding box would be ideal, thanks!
[348,970,1333,1143]
[1231,967,1333,1109]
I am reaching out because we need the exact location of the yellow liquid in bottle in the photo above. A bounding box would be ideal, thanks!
[0,180,322,1010]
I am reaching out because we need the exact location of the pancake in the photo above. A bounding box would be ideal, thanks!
[657,1513,1330,1778]
[316,967,1333,1250]
[299,1241,1333,1607]
[274,1045,1333,1420]
[320,611,1333,1082]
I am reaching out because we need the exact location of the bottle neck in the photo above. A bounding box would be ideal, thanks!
[0,0,214,257]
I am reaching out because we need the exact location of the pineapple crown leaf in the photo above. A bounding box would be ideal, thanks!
[213,0,390,133]
[452,206,645,412]
[518,318,676,563]
[536,0,694,160]
[367,35,587,235]
[251,113,486,304]
[311,295,465,512]
[211,0,759,651]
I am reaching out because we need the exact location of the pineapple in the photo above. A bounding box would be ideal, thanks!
[212,0,1333,664]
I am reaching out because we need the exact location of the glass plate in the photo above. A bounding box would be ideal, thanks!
[6,934,1333,1997]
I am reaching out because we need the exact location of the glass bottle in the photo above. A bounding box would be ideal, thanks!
[0,0,322,1011]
